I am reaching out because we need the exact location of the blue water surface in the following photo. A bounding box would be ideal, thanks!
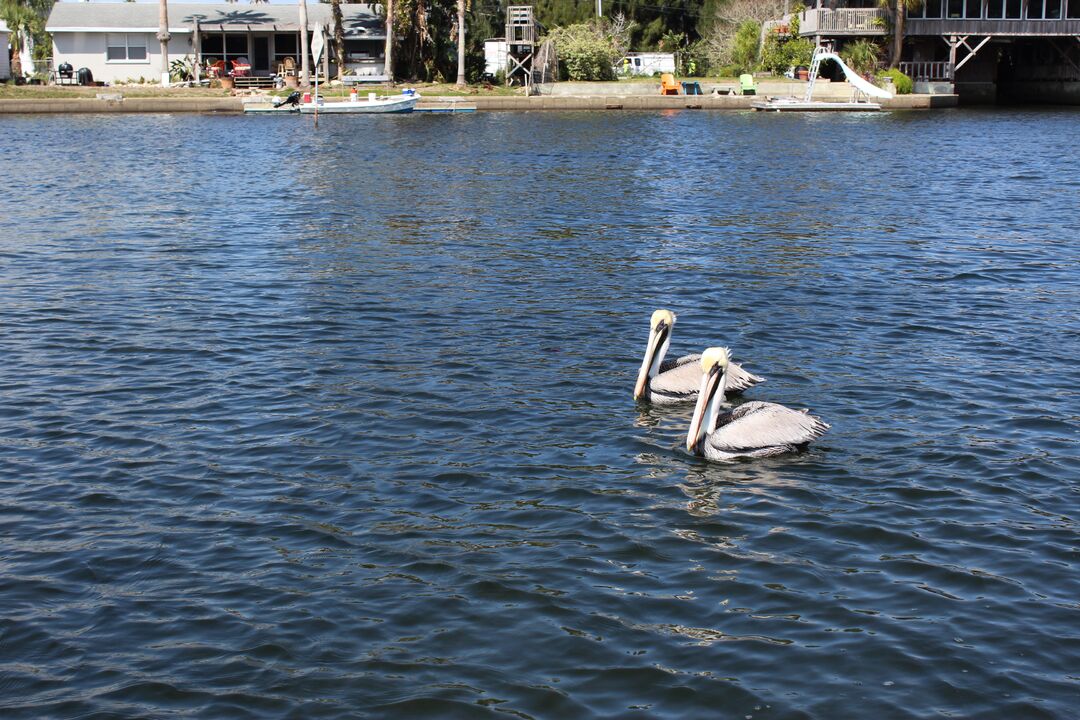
[0,108,1078,718]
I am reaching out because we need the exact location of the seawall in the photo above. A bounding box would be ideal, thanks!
[0,93,957,114]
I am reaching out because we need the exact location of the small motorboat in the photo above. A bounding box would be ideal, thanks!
[299,91,419,114]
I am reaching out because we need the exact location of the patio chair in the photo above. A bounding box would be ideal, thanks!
[282,56,297,77]
[660,73,680,95]
[207,59,227,78]
[231,58,251,77]
[740,74,757,96]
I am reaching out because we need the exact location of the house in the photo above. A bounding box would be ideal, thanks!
[1,20,10,80]
[45,2,386,85]
[797,0,1080,102]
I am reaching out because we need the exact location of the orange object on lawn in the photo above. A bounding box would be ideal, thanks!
[660,73,680,95]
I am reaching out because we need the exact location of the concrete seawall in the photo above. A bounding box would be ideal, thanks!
[0,93,957,114]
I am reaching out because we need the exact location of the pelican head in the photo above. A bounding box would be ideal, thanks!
[686,347,730,455]
[634,309,676,401]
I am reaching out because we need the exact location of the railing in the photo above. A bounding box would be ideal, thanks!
[899,61,955,81]
[800,8,887,35]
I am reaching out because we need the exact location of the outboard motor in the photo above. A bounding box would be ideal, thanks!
[58,63,74,83]
[76,67,94,86]
[273,91,301,108]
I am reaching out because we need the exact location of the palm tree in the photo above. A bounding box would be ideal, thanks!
[383,0,394,81]
[331,0,345,80]
[885,0,924,69]
[299,0,310,86]
[455,0,465,87]
[158,0,169,85]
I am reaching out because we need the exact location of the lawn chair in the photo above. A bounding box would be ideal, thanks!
[206,59,227,78]
[660,73,680,95]
[740,74,757,96]
[231,57,251,77]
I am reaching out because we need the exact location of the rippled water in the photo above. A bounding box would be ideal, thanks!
[1,109,1078,718]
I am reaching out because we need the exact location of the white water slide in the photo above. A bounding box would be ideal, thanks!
[806,51,892,101]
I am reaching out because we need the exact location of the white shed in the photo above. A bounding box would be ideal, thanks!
[0,20,10,81]
[483,39,508,79]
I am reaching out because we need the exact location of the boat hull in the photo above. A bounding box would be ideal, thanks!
[299,95,418,114]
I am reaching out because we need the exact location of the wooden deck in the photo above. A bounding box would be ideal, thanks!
[907,18,1080,36]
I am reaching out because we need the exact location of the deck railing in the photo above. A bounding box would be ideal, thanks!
[899,61,955,82]
[800,8,887,35]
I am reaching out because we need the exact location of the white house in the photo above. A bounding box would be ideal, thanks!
[46,2,386,85]
[1,20,10,80]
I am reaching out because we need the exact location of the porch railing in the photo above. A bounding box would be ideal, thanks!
[800,8,887,35]
[899,60,955,82]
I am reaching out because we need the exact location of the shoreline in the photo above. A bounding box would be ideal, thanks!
[0,93,958,114]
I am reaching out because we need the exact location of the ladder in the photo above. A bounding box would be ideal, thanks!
[804,47,826,102]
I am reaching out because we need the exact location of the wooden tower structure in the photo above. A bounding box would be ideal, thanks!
[505,6,538,88]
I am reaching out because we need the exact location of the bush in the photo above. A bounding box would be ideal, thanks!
[730,20,761,75]
[760,33,814,75]
[841,39,882,76]
[548,23,620,81]
[878,68,913,94]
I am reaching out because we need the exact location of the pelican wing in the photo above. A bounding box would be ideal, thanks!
[658,353,700,374]
[725,361,766,393]
[651,355,702,401]
[709,401,828,453]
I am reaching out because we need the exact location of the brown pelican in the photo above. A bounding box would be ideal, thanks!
[633,309,764,405]
[686,347,828,460]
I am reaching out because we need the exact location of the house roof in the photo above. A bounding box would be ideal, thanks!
[46,3,385,38]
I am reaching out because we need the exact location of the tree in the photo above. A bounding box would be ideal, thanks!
[384,0,394,79]
[882,0,924,69]
[158,0,169,85]
[299,0,310,85]
[1,0,50,77]
[455,0,465,86]
[330,0,345,80]
[699,0,784,70]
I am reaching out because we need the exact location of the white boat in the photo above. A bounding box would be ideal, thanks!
[299,93,419,114]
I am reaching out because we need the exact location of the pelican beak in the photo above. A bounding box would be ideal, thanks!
[634,319,670,401]
[685,363,721,454]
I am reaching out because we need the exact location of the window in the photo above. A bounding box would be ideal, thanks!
[964,0,983,17]
[924,0,943,17]
[274,33,298,69]
[986,0,1004,17]
[106,33,147,62]
[1005,0,1022,17]
[1045,0,1062,18]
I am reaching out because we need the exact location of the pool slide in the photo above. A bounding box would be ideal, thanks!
[811,51,893,100]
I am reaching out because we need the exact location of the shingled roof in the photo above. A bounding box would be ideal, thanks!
[47,2,384,37]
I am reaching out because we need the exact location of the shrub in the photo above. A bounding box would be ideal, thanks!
[841,39,882,76]
[760,33,814,75]
[548,23,620,81]
[730,20,761,75]
[878,67,913,94]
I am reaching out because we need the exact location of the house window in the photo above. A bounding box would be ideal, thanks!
[924,0,943,17]
[1045,0,1062,18]
[107,33,148,62]
[986,0,1004,17]
[274,33,298,69]
[1005,0,1022,17]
